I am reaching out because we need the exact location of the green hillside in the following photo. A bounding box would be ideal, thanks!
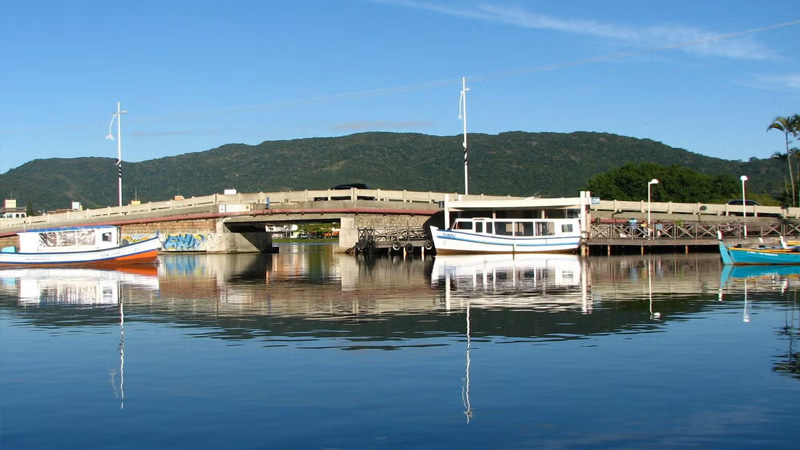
[0,131,784,213]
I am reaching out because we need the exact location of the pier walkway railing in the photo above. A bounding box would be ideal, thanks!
[589,220,800,242]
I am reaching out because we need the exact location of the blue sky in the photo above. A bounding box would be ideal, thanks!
[1,0,798,174]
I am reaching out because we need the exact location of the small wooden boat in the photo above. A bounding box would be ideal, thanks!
[718,232,800,265]
[0,225,160,267]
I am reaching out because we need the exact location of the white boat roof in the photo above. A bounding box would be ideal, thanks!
[17,225,117,234]
[445,196,584,211]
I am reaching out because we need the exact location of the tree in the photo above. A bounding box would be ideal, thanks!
[772,151,790,204]
[585,162,739,203]
[767,115,800,206]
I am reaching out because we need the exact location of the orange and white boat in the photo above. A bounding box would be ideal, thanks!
[0,225,160,267]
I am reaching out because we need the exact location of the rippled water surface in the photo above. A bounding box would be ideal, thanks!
[2,245,799,449]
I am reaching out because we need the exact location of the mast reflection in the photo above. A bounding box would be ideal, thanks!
[1,266,160,410]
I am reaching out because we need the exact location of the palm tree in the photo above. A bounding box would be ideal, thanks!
[768,115,800,206]
[773,151,790,203]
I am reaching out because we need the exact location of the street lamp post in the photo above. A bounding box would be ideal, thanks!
[107,102,127,207]
[740,175,748,237]
[648,179,659,238]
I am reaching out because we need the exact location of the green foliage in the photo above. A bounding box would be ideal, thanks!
[586,162,741,203]
[0,131,790,212]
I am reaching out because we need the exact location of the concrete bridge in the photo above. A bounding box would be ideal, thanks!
[3,188,800,253]
[0,189,505,253]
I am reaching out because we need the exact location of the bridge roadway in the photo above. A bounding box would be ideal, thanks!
[3,188,800,253]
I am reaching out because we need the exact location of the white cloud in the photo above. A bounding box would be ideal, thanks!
[752,74,800,92]
[371,0,780,60]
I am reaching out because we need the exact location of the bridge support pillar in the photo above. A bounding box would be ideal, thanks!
[216,222,277,253]
[339,217,358,252]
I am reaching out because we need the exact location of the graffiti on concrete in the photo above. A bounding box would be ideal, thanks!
[162,233,212,252]
[122,234,156,245]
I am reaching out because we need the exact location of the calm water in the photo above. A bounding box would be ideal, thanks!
[1,245,799,449]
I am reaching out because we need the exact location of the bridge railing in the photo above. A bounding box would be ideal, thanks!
[0,189,516,232]
[6,191,800,234]
[591,199,791,218]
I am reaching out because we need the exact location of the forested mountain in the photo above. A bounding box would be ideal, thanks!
[0,131,784,213]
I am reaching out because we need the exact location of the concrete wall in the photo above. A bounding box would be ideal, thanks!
[337,213,434,251]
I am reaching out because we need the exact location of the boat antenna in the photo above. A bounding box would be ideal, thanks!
[459,77,470,195]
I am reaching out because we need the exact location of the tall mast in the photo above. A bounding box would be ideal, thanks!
[459,77,470,195]
[116,102,122,207]
[107,102,127,207]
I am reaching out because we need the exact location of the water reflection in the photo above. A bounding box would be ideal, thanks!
[719,264,800,379]
[0,266,159,411]
[1,266,158,305]
[3,249,800,448]
[2,252,792,341]
[431,253,590,312]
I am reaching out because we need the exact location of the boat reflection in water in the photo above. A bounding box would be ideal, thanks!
[718,263,800,378]
[431,253,591,313]
[430,253,590,422]
[0,266,160,410]
[1,266,159,306]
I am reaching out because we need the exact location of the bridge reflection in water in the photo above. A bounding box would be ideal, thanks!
[2,247,799,448]
[1,249,775,329]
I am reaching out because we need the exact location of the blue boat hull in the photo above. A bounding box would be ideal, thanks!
[718,240,800,265]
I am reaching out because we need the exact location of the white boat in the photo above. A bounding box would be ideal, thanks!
[428,193,591,254]
[430,217,582,254]
[0,225,160,267]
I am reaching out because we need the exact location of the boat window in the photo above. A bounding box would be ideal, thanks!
[518,222,534,236]
[496,221,513,236]
[59,231,77,247]
[77,229,95,246]
[39,232,57,248]
[486,222,493,234]
[475,223,483,233]
[536,222,554,236]
[37,229,98,249]
[454,221,473,231]
[561,224,574,233]
[102,232,112,242]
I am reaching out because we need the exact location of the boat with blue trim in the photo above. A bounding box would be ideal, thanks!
[428,193,590,254]
[0,225,160,267]
[430,216,582,254]
[718,232,800,265]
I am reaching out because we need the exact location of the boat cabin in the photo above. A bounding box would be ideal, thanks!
[451,217,577,238]
[442,192,592,236]
[17,226,122,254]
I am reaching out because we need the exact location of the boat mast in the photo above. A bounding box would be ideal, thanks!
[107,102,127,207]
[459,77,470,195]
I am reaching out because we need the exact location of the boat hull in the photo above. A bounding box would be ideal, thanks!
[718,240,800,265]
[430,226,580,254]
[0,237,161,267]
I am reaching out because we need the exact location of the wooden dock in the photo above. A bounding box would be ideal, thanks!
[348,226,434,255]
[585,220,799,255]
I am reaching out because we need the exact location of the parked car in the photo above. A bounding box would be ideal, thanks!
[727,199,760,206]
[314,183,376,201]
